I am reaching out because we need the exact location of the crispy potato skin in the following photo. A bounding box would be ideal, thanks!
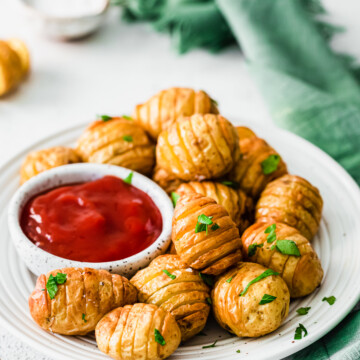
[256,174,323,240]
[152,165,184,195]
[131,255,210,341]
[96,303,181,360]
[242,223,323,297]
[134,87,219,140]
[28,268,137,335]
[172,193,242,275]
[20,146,80,184]
[156,114,240,182]
[176,181,253,234]
[0,39,29,96]
[76,117,155,175]
[230,127,288,198]
[212,262,290,337]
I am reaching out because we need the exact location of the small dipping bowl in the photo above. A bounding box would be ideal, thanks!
[8,163,173,277]
[17,0,110,40]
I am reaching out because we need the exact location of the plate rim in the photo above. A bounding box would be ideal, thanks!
[0,120,359,360]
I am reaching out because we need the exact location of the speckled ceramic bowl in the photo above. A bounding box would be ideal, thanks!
[8,163,173,277]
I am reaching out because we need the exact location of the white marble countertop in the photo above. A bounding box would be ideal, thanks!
[0,0,359,358]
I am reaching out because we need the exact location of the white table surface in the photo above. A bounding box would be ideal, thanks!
[0,0,359,358]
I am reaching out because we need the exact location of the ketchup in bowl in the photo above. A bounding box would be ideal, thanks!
[20,175,163,262]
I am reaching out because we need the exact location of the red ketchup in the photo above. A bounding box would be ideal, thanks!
[21,175,162,262]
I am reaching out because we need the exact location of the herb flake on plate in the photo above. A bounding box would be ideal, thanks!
[294,323,308,340]
[202,340,217,349]
[322,296,336,305]
[296,307,311,315]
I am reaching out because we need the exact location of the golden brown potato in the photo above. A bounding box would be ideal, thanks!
[134,87,219,140]
[152,165,184,195]
[255,174,323,240]
[172,193,242,275]
[29,267,137,335]
[212,262,290,337]
[176,181,253,234]
[0,39,29,96]
[76,117,155,175]
[131,255,210,341]
[156,114,240,182]
[242,222,323,297]
[96,303,181,360]
[229,126,288,198]
[20,146,80,184]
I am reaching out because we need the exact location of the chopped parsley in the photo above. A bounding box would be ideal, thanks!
[98,114,112,122]
[122,115,133,120]
[322,296,336,305]
[162,269,176,280]
[211,223,220,231]
[236,350,241,353]
[239,269,279,296]
[226,277,233,283]
[122,135,133,142]
[202,340,217,349]
[210,98,219,107]
[206,297,212,305]
[82,313,87,323]
[123,172,133,184]
[199,273,214,287]
[46,273,67,299]
[259,294,277,305]
[248,243,264,257]
[221,180,240,189]
[171,192,180,207]
[261,155,281,175]
[154,329,166,345]
[195,214,213,235]
[296,307,311,315]
[294,323,308,340]
[265,224,277,243]
[275,240,301,256]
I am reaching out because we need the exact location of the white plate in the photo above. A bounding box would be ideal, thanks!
[0,121,359,360]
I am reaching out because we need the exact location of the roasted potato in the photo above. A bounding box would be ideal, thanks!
[96,303,181,360]
[172,193,242,275]
[152,165,184,195]
[229,126,288,198]
[29,268,137,335]
[131,255,210,341]
[134,87,219,140]
[242,222,323,297]
[176,181,253,234]
[156,114,240,182]
[20,146,80,184]
[0,39,29,96]
[76,117,155,175]
[212,262,290,337]
[255,174,323,240]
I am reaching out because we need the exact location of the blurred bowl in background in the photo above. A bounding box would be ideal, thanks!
[17,0,110,40]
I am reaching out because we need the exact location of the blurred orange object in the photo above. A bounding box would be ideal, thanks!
[0,39,30,96]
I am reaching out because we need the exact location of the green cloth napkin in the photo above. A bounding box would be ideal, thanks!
[121,0,360,358]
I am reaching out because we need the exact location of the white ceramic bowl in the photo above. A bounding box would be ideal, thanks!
[7,163,173,277]
[17,0,110,40]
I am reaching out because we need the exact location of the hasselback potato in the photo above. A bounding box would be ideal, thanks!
[176,181,253,234]
[212,262,290,337]
[29,268,138,335]
[20,146,80,184]
[134,87,219,139]
[76,117,155,175]
[229,126,288,198]
[242,222,323,297]
[156,114,240,182]
[255,174,323,240]
[172,193,242,275]
[131,255,210,341]
[96,303,181,360]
